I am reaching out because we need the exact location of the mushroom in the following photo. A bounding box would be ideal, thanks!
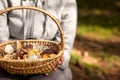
[15,40,22,51]
[4,45,14,54]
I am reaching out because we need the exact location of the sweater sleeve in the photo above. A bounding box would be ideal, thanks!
[0,0,9,42]
[56,0,77,69]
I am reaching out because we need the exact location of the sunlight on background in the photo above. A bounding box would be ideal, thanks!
[70,0,120,80]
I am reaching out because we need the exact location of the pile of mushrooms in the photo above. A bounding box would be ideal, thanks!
[3,41,57,60]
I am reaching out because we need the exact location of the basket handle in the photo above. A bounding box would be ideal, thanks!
[0,6,64,51]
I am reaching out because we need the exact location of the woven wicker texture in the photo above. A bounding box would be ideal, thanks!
[0,6,64,75]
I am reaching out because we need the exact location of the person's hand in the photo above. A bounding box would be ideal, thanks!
[58,55,64,65]
[53,55,64,71]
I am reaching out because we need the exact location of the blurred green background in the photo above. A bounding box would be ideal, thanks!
[77,0,120,40]
[70,0,120,80]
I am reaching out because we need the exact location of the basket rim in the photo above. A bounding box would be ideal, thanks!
[0,39,64,62]
[0,39,60,45]
[0,51,63,62]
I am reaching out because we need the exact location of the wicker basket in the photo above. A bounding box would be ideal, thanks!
[0,6,64,75]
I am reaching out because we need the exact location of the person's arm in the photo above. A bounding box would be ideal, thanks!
[0,0,9,42]
[55,0,77,69]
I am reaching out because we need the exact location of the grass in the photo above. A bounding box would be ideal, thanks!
[77,25,113,40]
[70,50,120,80]
[77,12,120,40]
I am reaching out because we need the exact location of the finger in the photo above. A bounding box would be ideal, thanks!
[60,56,64,62]
[58,60,62,65]
[53,67,57,71]
[58,56,64,65]
[64,48,68,50]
